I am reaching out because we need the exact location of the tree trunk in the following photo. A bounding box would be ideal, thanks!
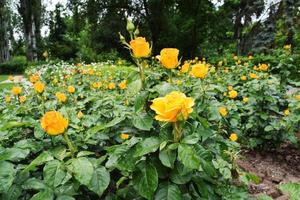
[0,1,11,63]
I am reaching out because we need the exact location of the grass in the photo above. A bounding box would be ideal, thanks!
[0,75,8,82]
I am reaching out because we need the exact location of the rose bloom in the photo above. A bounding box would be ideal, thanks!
[56,92,67,103]
[77,111,84,119]
[5,95,11,103]
[29,74,39,83]
[229,133,238,142]
[19,96,26,103]
[243,97,249,103]
[150,91,194,122]
[284,109,290,116]
[108,82,116,90]
[129,37,151,58]
[120,133,129,140]
[159,48,179,69]
[180,62,190,73]
[40,111,68,136]
[34,81,45,93]
[191,63,209,79]
[92,82,102,89]
[250,73,259,79]
[241,76,247,81]
[259,63,269,71]
[118,80,127,90]
[11,86,22,95]
[67,86,75,93]
[296,95,300,101]
[219,106,228,117]
[228,85,233,91]
[8,76,14,81]
[228,90,238,99]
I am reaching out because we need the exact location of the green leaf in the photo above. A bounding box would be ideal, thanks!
[155,182,182,200]
[0,161,16,192]
[264,125,273,132]
[178,144,200,170]
[134,91,148,112]
[133,161,158,200]
[1,184,22,200]
[30,189,54,200]
[132,112,153,131]
[181,134,200,145]
[70,157,94,186]
[56,195,75,200]
[0,148,29,162]
[87,166,110,196]
[23,151,54,172]
[44,160,69,187]
[0,121,32,131]
[134,137,160,157]
[257,194,273,200]
[159,148,176,168]
[126,79,142,96]
[22,178,47,190]
[278,182,300,200]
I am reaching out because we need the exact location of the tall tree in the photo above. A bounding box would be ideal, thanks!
[18,0,42,61]
[0,0,11,63]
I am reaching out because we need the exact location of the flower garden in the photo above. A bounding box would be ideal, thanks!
[1,21,300,200]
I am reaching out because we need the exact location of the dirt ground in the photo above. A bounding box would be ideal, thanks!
[237,144,300,199]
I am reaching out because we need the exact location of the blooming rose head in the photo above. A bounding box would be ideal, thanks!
[150,91,194,122]
[129,37,151,58]
[159,48,179,69]
[180,62,190,73]
[259,63,269,71]
[41,111,68,136]
[229,133,238,141]
[250,73,259,79]
[219,106,228,117]
[228,90,238,99]
[29,74,39,83]
[241,76,247,81]
[191,63,209,79]
[56,92,67,103]
[108,82,116,90]
[11,86,22,95]
[67,86,75,93]
[19,96,26,103]
[34,81,45,93]
[118,80,127,90]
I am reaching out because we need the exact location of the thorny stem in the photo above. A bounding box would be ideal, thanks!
[173,122,183,142]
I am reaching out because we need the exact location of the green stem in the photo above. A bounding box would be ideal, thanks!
[63,133,77,158]
[136,59,145,89]
[168,70,173,84]
[173,122,182,142]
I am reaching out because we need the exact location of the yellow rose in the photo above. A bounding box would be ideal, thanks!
[241,76,247,81]
[224,68,229,73]
[228,85,233,91]
[29,74,39,83]
[259,63,269,71]
[159,48,179,69]
[40,111,68,136]
[243,97,249,103]
[11,86,22,95]
[67,86,75,93]
[120,133,129,140]
[5,95,11,103]
[129,37,151,58]
[191,63,209,79]
[53,78,58,84]
[118,80,127,90]
[219,106,228,117]
[77,111,84,119]
[248,55,253,60]
[56,92,67,103]
[108,82,116,90]
[92,82,102,89]
[295,95,300,101]
[180,62,190,73]
[283,44,291,50]
[8,76,14,81]
[250,73,259,79]
[34,81,45,93]
[150,91,194,122]
[253,66,259,71]
[229,133,238,142]
[228,90,238,99]
[233,56,238,60]
[284,109,290,116]
[19,96,26,103]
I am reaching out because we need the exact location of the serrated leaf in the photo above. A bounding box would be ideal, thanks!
[87,166,110,196]
[71,157,94,186]
[134,137,160,157]
[132,113,153,131]
[155,182,182,200]
[178,144,200,170]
